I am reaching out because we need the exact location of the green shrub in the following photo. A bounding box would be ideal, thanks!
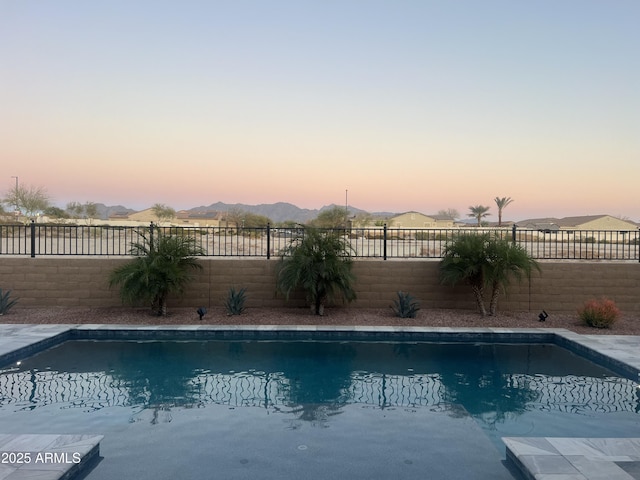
[440,234,539,316]
[276,228,356,315]
[108,231,203,316]
[0,289,19,315]
[225,287,247,315]
[578,297,620,328]
[391,291,420,318]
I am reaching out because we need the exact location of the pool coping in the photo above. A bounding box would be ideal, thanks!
[1,324,639,480]
[503,437,640,480]
[0,434,103,480]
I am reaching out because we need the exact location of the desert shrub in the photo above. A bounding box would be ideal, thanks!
[578,297,620,329]
[391,291,420,318]
[225,287,247,315]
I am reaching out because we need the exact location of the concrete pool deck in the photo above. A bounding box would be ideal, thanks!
[0,434,103,480]
[0,324,639,480]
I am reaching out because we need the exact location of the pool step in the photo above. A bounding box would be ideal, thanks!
[504,437,640,480]
[0,434,103,480]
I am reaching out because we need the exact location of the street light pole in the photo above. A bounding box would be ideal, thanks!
[345,188,348,230]
[345,189,347,214]
[10,176,18,215]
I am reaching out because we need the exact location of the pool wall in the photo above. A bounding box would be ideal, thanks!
[2,258,640,313]
[2,325,639,381]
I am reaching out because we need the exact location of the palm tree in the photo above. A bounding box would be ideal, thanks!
[276,228,356,315]
[109,229,203,316]
[440,234,539,317]
[439,234,492,316]
[494,197,514,227]
[468,205,490,226]
[486,239,539,316]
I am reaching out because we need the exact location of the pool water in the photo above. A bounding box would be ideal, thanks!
[0,340,638,480]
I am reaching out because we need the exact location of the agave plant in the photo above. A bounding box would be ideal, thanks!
[225,287,247,315]
[109,229,203,316]
[276,227,356,315]
[0,289,19,315]
[391,291,420,318]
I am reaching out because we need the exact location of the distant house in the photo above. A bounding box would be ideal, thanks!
[516,215,638,243]
[126,208,158,224]
[485,220,516,228]
[516,218,561,232]
[389,212,455,228]
[517,215,638,232]
[175,210,222,227]
[108,211,131,221]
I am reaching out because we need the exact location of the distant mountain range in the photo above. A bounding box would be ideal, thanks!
[188,202,396,223]
[94,201,397,223]
[93,204,137,220]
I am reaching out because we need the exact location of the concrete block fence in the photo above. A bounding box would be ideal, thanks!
[0,257,638,314]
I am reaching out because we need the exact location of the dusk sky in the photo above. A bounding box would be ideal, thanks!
[1,1,638,221]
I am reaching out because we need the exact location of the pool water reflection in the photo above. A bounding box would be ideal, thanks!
[0,340,638,479]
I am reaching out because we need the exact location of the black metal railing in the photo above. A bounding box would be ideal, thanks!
[0,222,638,261]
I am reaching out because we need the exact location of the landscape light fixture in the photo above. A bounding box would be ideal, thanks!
[197,307,207,320]
[538,310,548,322]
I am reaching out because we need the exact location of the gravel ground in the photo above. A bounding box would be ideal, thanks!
[2,306,638,335]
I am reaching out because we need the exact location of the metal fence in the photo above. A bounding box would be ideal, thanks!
[0,222,639,261]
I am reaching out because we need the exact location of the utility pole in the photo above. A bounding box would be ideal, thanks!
[10,176,18,216]
[345,189,348,230]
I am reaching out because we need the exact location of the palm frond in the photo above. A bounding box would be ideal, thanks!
[109,230,203,315]
[276,227,356,315]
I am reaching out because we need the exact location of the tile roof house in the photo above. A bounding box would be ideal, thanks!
[105,209,224,227]
[107,211,132,221]
[389,212,455,228]
[126,208,158,223]
[175,210,223,227]
[516,215,638,231]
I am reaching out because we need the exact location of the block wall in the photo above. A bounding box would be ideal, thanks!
[0,257,638,314]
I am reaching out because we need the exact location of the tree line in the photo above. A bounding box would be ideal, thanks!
[1,182,515,228]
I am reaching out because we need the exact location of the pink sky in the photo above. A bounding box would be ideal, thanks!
[1,1,638,222]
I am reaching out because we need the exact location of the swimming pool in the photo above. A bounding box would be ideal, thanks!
[0,338,638,480]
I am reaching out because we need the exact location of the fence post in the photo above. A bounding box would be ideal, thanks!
[266,223,271,260]
[30,220,36,258]
[383,223,387,260]
[149,222,155,250]
[512,224,517,244]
